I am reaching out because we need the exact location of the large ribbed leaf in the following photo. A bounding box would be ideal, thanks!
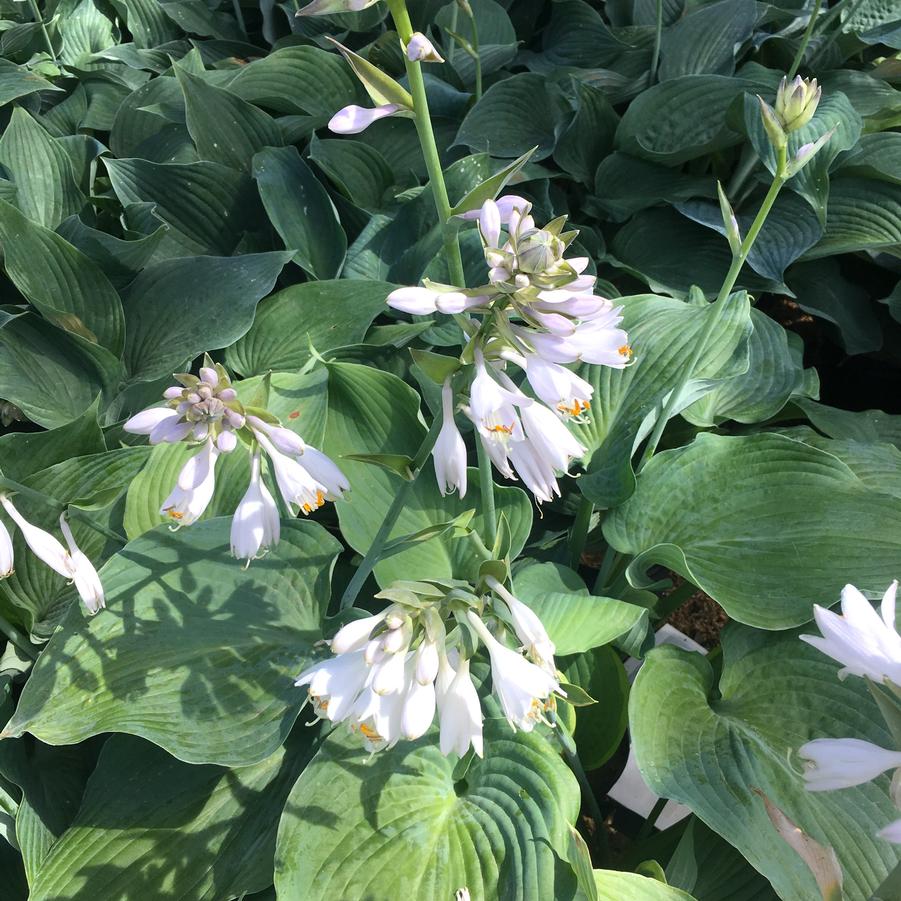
[631,626,901,900]
[571,293,752,508]
[0,200,124,353]
[605,432,901,627]
[29,733,313,901]
[274,722,579,901]
[3,520,341,766]
[225,281,393,376]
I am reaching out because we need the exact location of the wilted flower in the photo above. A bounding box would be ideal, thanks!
[775,76,821,132]
[799,738,901,791]
[801,582,901,685]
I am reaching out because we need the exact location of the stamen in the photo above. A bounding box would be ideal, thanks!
[618,344,633,359]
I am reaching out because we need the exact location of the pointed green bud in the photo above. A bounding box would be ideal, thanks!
[785,128,835,178]
[775,76,821,132]
[757,95,787,151]
[717,182,742,255]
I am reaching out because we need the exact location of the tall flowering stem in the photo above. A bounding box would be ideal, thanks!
[639,144,791,468]
[386,0,466,288]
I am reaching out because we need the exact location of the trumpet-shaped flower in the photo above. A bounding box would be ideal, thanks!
[521,353,593,419]
[0,519,12,578]
[245,415,305,456]
[799,738,901,791]
[59,515,105,614]
[230,451,280,564]
[518,401,586,473]
[433,380,467,498]
[437,657,484,757]
[467,610,560,732]
[487,577,556,669]
[331,611,389,654]
[801,582,901,685]
[401,677,436,740]
[0,495,69,578]
[469,354,524,445]
[254,432,328,516]
[160,439,219,526]
[298,447,350,500]
[296,649,372,724]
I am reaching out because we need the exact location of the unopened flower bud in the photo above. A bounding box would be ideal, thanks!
[758,96,787,151]
[516,229,563,274]
[406,32,444,63]
[775,76,820,132]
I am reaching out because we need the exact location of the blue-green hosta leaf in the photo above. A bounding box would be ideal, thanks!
[0,108,85,229]
[0,200,124,354]
[274,722,580,901]
[0,314,109,429]
[158,0,244,40]
[0,59,60,107]
[659,0,757,81]
[107,0,181,47]
[252,146,346,280]
[3,519,341,766]
[121,252,291,383]
[616,75,753,165]
[793,398,901,449]
[109,75,193,164]
[174,65,283,172]
[226,44,360,116]
[807,176,901,258]
[631,626,901,900]
[308,136,395,212]
[105,157,259,256]
[836,132,901,184]
[57,0,117,67]
[29,733,314,901]
[456,72,569,161]
[324,362,532,584]
[571,293,752,508]
[605,432,901,628]
[683,308,804,426]
[225,281,394,376]
[436,0,517,84]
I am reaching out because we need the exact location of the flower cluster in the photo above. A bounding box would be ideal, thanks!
[389,196,632,503]
[0,495,104,614]
[798,582,901,843]
[295,575,563,756]
[124,361,349,564]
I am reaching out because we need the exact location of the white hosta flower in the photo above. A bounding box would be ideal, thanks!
[469,355,524,444]
[298,447,349,500]
[160,439,219,526]
[467,611,560,732]
[522,353,593,419]
[478,199,502,248]
[386,286,484,315]
[0,518,13,578]
[801,582,901,685]
[878,819,901,843]
[406,32,444,63]
[59,515,105,614]
[799,738,901,791]
[331,611,388,654]
[246,415,305,457]
[433,380,467,498]
[0,495,69,578]
[519,310,632,368]
[255,432,329,516]
[401,677,436,740]
[230,451,280,564]
[508,438,560,504]
[519,401,586,473]
[124,407,186,444]
[296,649,371,724]
[372,644,410,695]
[329,103,403,135]
[437,656,484,757]
[487,576,556,668]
